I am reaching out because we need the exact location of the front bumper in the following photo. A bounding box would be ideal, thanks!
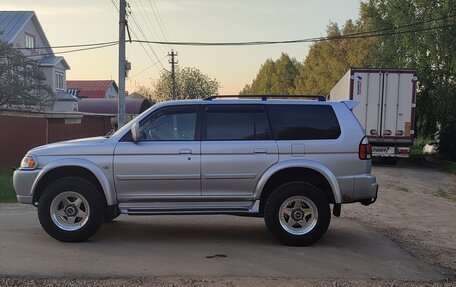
[13,169,41,204]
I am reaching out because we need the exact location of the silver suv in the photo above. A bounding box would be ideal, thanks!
[14,96,378,246]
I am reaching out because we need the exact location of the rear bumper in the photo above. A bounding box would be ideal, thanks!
[352,174,378,202]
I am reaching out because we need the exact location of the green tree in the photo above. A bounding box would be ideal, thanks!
[294,18,377,95]
[148,66,220,102]
[0,41,53,111]
[362,0,456,160]
[240,53,302,95]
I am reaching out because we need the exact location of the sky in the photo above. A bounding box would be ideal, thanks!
[2,0,361,94]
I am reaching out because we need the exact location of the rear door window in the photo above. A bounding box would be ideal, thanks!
[205,106,272,140]
[268,105,341,140]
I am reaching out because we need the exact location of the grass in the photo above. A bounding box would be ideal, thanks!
[0,169,16,203]
[410,138,427,157]
[435,189,456,202]
[409,137,456,175]
[424,156,456,176]
[439,160,456,175]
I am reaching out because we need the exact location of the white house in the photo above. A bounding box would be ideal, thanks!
[0,11,77,112]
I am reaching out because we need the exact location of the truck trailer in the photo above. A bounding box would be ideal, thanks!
[330,68,417,163]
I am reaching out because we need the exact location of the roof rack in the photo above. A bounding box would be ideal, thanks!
[203,95,326,101]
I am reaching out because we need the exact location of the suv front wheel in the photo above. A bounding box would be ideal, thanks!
[264,181,331,246]
[37,177,105,242]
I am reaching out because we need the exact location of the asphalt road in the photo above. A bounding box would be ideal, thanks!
[0,204,443,281]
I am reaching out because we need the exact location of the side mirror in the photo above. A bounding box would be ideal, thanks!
[131,122,140,142]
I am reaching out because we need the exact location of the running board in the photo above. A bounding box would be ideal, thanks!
[119,200,260,215]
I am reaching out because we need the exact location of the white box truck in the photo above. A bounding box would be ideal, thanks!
[330,68,417,162]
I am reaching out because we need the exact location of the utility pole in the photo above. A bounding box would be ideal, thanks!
[118,0,127,128]
[168,50,178,100]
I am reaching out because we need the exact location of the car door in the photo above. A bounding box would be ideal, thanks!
[114,105,201,201]
[201,104,278,196]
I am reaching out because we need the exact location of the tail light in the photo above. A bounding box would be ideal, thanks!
[384,130,392,136]
[370,129,378,136]
[359,137,372,160]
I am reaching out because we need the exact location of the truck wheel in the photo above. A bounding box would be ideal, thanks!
[264,181,331,246]
[38,177,105,242]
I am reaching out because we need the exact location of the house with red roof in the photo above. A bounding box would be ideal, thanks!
[67,80,119,99]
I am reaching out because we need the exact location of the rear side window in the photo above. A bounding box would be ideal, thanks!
[206,107,272,140]
[268,105,341,140]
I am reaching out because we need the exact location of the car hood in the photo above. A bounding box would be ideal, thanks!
[29,136,115,156]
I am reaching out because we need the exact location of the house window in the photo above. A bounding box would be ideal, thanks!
[25,33,36,51]
[56,72,64,90]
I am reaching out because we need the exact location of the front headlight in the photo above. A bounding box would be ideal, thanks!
[20,155,38,170]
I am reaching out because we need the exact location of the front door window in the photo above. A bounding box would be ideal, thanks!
[139,108,197,141]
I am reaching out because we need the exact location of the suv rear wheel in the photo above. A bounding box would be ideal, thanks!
[37,177,105,242]
[264,181,331,246]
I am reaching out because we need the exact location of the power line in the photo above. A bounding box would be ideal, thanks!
[127,16,164,73]
[332,14,456,40]
[10,14,455,55]
[148,0,170,41]
[129,54,168,78]
[31,43,118,57]
[130,0,166,55]
[131,22,456,46]
[17,41,118,50]
[110,0,119,11]
[330,23,456,41]
[127,2,166,71]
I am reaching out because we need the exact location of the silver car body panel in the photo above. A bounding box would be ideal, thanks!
[119,200,260,215]
[13,99,378,213]
[14,136,119,205]
[13,169,40,204]
[253,159,342,203]
[114,140,201,200]
[201,140,279,196]
[29,157,118,205]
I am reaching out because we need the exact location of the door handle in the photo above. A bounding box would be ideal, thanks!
[254,148,267,154]
[179,149,192,154]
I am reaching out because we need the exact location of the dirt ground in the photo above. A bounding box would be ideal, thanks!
[1,159,455,287]
[344,160,456,277]
[0,277,455,287]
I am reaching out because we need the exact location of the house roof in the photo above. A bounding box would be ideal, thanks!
[0,11,51,49]
[39,56,70,70]
[78,97,151,115]
[55,91,79,102]
[67,80,119,98]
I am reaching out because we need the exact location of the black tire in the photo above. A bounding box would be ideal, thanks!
[37,177,105,242]
[264,181,331,246]
[104,204,120,223]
